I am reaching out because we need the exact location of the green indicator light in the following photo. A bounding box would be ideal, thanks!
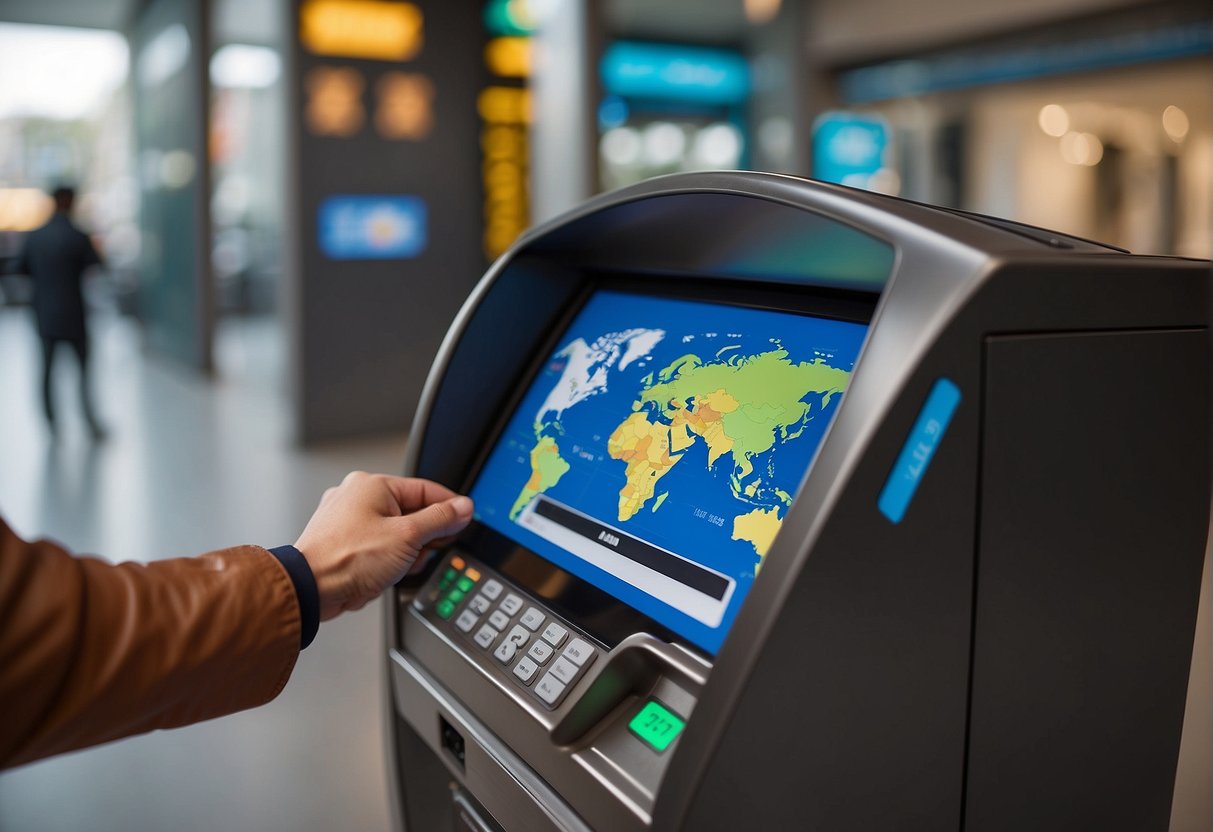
[436,600,456,620]
[443,568,459,583]
[456,576,474,593]
[628,700,685,753]
[447,589,466,605]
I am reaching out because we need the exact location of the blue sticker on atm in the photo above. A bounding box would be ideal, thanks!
[878,378,961,524]
[318,195,427,260]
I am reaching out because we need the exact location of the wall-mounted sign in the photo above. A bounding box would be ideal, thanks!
[375,72,434,140]
[811,112,890,188]
[601,41,750,105]
[305,66,366,137]
[300,0,424,62]
[318,195,428,259]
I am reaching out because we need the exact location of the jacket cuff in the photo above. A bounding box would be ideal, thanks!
[268,545,320,649]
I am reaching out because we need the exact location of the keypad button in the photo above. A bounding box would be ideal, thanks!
[441,567,458,584]
[465,568,481,582]
[455,610,478,633]
[541,622,568,647]
[436,600,456,620]
[549,656,579,685]
[563,638,594,666]
[494,639,518,664]
[456,576,475,593]
[493,625,530,663]
[500,593,524,615]
[535,672,566,705]
[527,640,554,665]
[504,624,530,648]
[513,656,539,684]
[469,595,490,614]
[474,624,498,648]
[446,589,465,604]
[481,579,503,600]
[519,607,545,632]
[488,610,510,631]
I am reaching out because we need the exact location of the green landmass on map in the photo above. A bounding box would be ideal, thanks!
[608,346,852,567]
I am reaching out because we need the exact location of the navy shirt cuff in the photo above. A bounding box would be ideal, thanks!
[268,545,320,650]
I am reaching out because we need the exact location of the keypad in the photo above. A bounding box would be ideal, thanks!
[426,554,599,709]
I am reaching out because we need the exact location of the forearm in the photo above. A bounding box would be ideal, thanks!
[0,520,302,769]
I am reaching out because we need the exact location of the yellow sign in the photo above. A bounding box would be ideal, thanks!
[305,66,365,137]
[300,0,423,62]
[484,37,531,78]
[477,86,530,125]
[376,72,434,140]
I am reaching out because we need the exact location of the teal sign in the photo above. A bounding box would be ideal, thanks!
[878,379,962,524]
[812,112,890,187]
[601,41,749,105]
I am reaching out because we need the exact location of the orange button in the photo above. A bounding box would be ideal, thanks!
[451,556,466,570]
[465,568,481,582]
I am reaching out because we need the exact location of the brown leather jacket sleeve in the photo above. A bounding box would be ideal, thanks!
[0,517,301,769]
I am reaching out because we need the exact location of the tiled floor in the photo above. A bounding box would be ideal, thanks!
[0,309,407,832]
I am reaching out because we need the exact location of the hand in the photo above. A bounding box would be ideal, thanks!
[295,472,473,621]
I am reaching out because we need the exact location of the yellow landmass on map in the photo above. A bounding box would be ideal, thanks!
[607,412,684,521]
[732,506,782,572]
[508,435,571,520]
[667,388,739,468]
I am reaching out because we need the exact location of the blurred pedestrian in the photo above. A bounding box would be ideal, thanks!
[15,185,106,438]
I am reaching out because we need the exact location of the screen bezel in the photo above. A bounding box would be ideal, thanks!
[450,272,878,657]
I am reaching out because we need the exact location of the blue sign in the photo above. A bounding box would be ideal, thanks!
[878,378,962,524]
[318,195,427,260]
[601,41,750,105]
[812,112,890,187]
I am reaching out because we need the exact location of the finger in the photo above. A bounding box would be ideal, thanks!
[380,476,460,512]
[395,496,474,548]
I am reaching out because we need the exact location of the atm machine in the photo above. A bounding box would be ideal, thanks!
[383,172,1211,831]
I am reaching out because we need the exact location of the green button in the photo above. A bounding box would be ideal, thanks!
[456,576,474,593]
[628,700,685,753]
[446,589,466,605]
[436,600,456,620]
[442,568,458,583]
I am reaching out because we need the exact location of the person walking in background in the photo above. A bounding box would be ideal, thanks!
[15,185,106,438]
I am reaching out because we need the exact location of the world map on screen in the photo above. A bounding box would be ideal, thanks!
[471,290,867,652]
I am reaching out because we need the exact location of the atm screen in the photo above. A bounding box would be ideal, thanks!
[470,289,867,654]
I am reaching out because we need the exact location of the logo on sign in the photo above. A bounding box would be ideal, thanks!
[318,195,427,260]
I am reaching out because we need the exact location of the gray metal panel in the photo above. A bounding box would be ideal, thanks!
[965,329,1210,831]
[675,322,984,830]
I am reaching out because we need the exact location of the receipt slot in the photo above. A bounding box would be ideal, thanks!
[384,172,1211,831]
